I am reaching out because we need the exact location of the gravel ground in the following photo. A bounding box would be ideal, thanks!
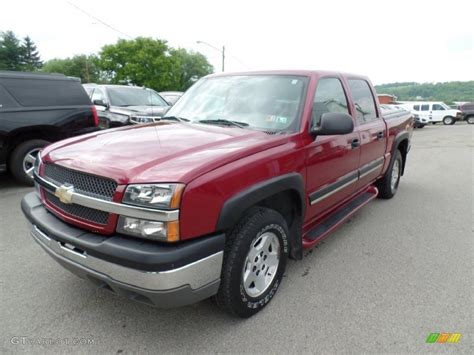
[1,123,473,354]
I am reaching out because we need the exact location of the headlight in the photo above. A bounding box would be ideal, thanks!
[116,217,179,242]
[123,184,184,209]
[130,115,156,124]
[108,112,130,123]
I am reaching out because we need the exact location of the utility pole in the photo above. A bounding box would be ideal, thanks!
[222,45,225,72]
[197,41,226,72]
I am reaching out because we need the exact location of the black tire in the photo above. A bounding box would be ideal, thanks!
[443,116,454,125]
[466,116,474,125]
[9,139,49,185]
[376,150,403,199]
[215,206,289,318]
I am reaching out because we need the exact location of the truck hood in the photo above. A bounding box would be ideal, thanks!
[42,123,288,184]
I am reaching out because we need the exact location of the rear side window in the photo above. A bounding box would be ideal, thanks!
[311,77,349,127]
[348,79,377,123]
[413,105,420,111]
[421,104,429,111]
[1,78,91,107]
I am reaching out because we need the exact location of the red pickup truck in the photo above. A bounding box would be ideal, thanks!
[22,70,413,318]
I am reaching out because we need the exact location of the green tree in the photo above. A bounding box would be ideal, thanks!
[42,55,100,83]
[0,31,24,70]
[96,37,213,91]
[169,48,214,91]
[21,36,42,71]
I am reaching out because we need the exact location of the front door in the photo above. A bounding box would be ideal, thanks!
[305,76,360,222]
[431,103,446,122]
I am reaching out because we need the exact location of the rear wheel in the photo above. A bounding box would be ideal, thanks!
[215,206,288,318]
[466,116,474,124]
[9,139,48,185]
[376,150,402,199]
[443,116,454,125]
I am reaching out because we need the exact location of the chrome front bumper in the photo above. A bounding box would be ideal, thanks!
[29,223,223,308]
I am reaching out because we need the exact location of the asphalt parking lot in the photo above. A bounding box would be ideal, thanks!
[1,123,473,354]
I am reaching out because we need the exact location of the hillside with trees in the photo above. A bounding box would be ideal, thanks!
[374,81,474,103]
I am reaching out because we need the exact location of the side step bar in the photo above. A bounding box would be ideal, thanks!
[302,186,378,249]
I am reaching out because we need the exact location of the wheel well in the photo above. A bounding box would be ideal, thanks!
[7,129,59,156]
[255,190,303,260]
[256,190,302,229]
[397,139,409,175]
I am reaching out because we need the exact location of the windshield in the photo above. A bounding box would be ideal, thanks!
[166,75,308,133]
[107,87,168,107]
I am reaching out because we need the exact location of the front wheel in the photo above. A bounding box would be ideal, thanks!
[466,116,474,124]
[376,150,403,199]
[443,116,455,125]
[215,207,288,318]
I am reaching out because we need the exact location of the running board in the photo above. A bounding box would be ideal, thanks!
[302,186,378,249]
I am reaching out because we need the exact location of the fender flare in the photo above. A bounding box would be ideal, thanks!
[391,131,410,174]
[216,173,306,259]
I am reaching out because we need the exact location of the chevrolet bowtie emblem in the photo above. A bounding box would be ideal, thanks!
[55,184,74,204]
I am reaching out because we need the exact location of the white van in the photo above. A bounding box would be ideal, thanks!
[400,101,461,125]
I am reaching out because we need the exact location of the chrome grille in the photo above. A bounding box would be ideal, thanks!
[45,191,109,225]
[43,164,117,201]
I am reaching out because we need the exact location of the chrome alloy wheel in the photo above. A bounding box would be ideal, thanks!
[242,231,280,298]
[23,148,41,179]
[391,159,401,191]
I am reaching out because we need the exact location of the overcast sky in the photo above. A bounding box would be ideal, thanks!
[1,0,472,84]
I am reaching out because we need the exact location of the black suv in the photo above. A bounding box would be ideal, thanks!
[0,71,98,185]
[83,84,170,128]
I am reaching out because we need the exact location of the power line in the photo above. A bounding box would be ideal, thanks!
[226,50,250,69]
[67,1,133,39]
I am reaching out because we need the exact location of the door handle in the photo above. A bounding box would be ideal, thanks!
[376,131,384,140]
[351,138,360,149]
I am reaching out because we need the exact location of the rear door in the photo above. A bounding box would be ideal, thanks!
[305,76,360,221]
[347,79,387,190]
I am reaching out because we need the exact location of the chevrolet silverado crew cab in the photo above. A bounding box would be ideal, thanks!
[22,70,413,318]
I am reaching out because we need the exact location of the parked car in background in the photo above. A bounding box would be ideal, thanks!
[400,101,461,125]
[83,84,170,128]
[458,102,474,124]
[382,104,424,128]
[23,70,413,317]
[159,91,183,106]
[0,71,98,185]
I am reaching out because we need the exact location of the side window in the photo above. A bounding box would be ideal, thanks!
[413,105,420,111]
[348,79,378,123]
[311,77,349,127]
[421,104,429,111]
[432,104,445,111]
[91,89,105,103]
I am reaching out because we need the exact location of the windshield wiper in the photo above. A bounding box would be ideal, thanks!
[160,116,189,122]
[197,119,249,128]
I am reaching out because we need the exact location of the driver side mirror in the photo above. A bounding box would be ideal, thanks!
[93,99,108,107]
[311,112,354,136]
